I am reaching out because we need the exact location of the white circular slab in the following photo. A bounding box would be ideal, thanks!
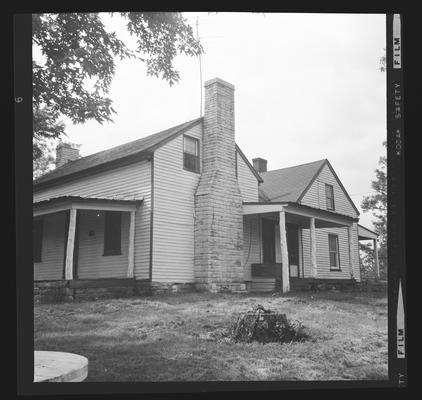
[34,351,88,382]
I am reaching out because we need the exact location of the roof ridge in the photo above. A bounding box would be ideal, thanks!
[262,158,327,174]
[70,117,203,163]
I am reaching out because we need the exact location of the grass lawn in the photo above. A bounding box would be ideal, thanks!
[34,287,388,381]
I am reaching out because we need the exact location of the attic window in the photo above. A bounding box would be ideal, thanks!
[103,211,122,256]
[183,135,200,173]
[325,184,335,210]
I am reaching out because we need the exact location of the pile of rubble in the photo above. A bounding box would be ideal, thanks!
[230,304,309,344]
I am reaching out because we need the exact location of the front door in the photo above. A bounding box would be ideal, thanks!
[286,224,300,277]
[262,218,276,263]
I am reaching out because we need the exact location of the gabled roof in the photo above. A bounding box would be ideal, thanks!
[258,158,360,215]
[34,118,203,188]
[259,159,327,203]
[235,144,264,183]
[34,116,263,190]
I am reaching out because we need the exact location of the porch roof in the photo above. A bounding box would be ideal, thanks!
[358,224,379,240]
[243,201,358,228]
[33,195,143,217]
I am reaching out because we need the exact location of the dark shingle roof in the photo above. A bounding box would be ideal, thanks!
[258,159,327,203]
[34,118,203,187]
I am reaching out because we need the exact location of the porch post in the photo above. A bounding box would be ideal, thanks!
[310,217,317,278]
[374,238,380,279]
[348,225,355,279]
[279,209,290,293]
[64,208,77,280]
[127,210,136,278]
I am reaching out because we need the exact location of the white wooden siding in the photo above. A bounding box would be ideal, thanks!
[242,215,261,281]
[301,163,358,218]
[236,152,259,202]
[76,210,129,279]
[151,124,202,283]
[34,160,151,280]
[301,225,360,280]
[34,212,66,281]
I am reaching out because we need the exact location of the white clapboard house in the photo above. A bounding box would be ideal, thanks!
[33,78,379,300]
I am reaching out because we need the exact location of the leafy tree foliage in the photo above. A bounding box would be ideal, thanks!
[361,141,387,278]
[32,12,203,176]
[33,136,56,180]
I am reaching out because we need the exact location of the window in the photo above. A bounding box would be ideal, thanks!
[104,211,122,256]
[328,234,340,270]
[33,219,43,263]
[183,135,200,173]
[325,184,335,210]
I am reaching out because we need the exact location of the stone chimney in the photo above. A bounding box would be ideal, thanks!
[252,157,267,173]
[55,142,80,168]
[194,78,245,293]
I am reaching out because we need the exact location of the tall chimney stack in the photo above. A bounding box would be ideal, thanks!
[194,78,245,293]
[55,142,80,168]
[252,157,267,173]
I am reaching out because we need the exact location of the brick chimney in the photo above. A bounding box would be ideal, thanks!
[55,142,80,168]
[194,78,245,293]
[252,157,267,173]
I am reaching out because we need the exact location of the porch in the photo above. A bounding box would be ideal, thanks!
[243,202,359,293]
[33,196,143,284]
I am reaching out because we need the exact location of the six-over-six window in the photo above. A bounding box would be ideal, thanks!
[328,234,340,270]
[183,135,200,173]
[325,183,335,210]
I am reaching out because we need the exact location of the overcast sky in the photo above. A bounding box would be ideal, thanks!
[55,12,386,230]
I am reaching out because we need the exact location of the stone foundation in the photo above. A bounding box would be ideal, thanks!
[34,280,199,303]
[34,281,137,303]
[195,282,247,294]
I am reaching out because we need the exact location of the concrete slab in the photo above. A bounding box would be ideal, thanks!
[34,351,88,382]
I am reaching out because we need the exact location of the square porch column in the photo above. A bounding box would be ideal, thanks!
[310,217,317,278]
[348,225,355,279]
[127,210,136,278]
[64,208,77,280]
[279,210,290,293]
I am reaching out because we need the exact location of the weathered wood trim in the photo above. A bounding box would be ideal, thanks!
[64,209,77,280]
[127,210,135,278]
[279,210,290,292]
[310,217,317,278]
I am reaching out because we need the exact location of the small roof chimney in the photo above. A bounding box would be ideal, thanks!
[252,157,267,173]
[56,142,80,168]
